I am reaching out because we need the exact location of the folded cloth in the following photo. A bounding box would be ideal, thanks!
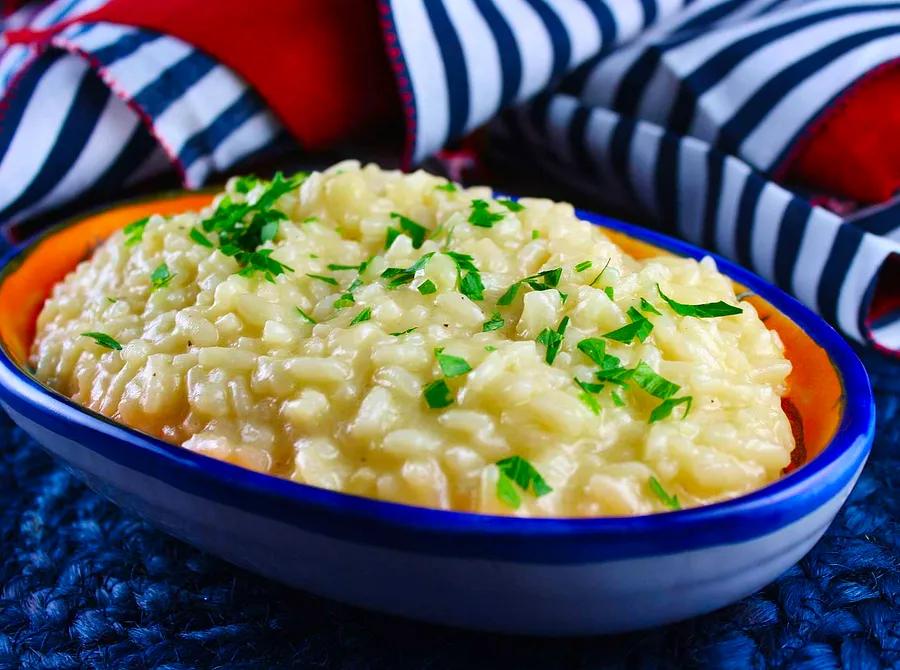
[0,0,897,353]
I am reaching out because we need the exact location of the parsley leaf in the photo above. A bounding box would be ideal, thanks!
[435,182,458,193]
[604,286,615,300]
[575,378,604,394]
[123,217,149,247]
[234,175,259,193]
[524,267,562,290]
[495,456,552,509]
[531,230,540,240]
[389,212,427,249]
[576,338,608,366]
[459,271,484,300]
[482,311,504,332]
[657,284,742,318]
[640,297,662,315]
[603,308,653,344]
[418,279,437,295]
[611,391,625,407]
[497,282,521,306]
[536,316,569,365]
[150,263,174,290]
[589,259,611,287]
[327,263,363,271]
[575,260,592,272]
[349,307,372,326]
[190,228,214,248]
[390,327,417,336]
[631,361,680,399]
[435,349,472,378]
[649,396,693,423]
[382,252,435,289]
[306,273,338,286]
[81,332,122,350]
[333,293,356,309]
[295,306,316,324]
[468,199,505,228]
[578,390,601,415]
[424,379,454,408]
[497,198,524,212]
[648,476,681,510]
[595,366,633,386]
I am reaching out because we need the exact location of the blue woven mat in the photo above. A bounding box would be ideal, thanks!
[0,346,896,669]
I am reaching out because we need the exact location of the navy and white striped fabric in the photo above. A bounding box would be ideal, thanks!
[0,0,897,351]
[381,0,900,351]
[0,0,290,230]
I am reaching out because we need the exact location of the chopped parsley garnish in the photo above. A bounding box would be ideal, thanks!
[575,260,593,272]
[150,263,174,290]
[485,345,497,352]
[435,182,458,193]
[497,198,524,212]
[190,228,214,248]
[418,279,437,295]
[295,306,316,324]
[199,171,304,279]
[388,212,427,249]
[435,349,472,378]
[575,378,604,394]
[497,282,521,306]
[106,297,117,304]
[459,271,484,300]
[303,216,319,224]
[630,361,679,399]
[333,292,355,309]
[525,268,562,290]
[327,263,363,271]
[536,316,569,365]
[611,390,625,406]
[482,311,504,332]
[649,476,681,510]
[382,252,435,289]
[349,307,372,326]
[443,251,483,301]
[81,332,122,350]
[495,456,552,509]
[390,327,417,336]
[123,217,149,247]
[640,297,662,315]
[657,284,742,318]
[595,365,633,386]
[531,230,540,240]
[498,267,562,306]
[589,259,611,287]
[423,379,454,408]
[578,390,601,415]
[468,199,505,228]
[649,396,693,423]
[234,175,258,193]
[603,308,653,344]
[306,273,338,286]
[576,338,610,366]
[604,286,615,300]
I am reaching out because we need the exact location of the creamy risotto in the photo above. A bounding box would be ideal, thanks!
[31,161,794,516]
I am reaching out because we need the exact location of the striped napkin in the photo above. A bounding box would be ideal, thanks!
[0,0,897,352]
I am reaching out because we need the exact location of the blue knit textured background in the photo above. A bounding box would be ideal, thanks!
[0,348,896,669]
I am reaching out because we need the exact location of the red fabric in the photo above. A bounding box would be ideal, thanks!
[5,0,400,150]
[781,58,900,204]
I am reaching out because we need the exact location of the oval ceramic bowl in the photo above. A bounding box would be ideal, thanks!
[0,192,874,635]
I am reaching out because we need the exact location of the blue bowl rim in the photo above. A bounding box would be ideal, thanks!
[0,192,875,561]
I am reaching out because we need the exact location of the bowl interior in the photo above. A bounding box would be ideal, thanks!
[0,192,843,469]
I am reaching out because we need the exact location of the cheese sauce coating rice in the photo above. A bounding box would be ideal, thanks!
[31,161,794,516]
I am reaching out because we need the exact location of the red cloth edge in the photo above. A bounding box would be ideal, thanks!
[6,0,401,151]
[779,58,900,205]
